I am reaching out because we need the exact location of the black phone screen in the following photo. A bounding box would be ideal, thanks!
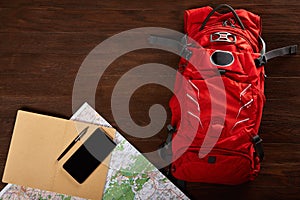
[63,128,116,184]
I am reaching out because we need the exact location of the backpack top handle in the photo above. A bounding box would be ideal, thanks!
[199,4,246,31]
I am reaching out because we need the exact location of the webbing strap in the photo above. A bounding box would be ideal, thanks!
[256,45,297,66]
[148,35,193,60]
[166,124,175,144]
[158,124,175,162]
[253,135,264,161]
[265,45,297,61]
[148,35,182,51]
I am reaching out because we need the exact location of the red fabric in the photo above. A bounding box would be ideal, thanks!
[170,6,265,184]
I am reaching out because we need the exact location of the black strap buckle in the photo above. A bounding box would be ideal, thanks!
[289,45,298,55]
[218,69,226,75]
[166,124,176,144]
[252,135,264,161]
[255,55,267,67]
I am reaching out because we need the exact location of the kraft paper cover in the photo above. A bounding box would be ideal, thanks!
[2,110,116,200]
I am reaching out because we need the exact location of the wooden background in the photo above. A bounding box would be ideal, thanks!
[0,0,299,199]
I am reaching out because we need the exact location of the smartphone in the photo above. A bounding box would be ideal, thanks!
[63,128,116,184]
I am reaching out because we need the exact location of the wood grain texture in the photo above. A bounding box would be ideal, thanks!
[0,1,299,199]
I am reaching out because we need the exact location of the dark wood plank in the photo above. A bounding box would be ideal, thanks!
[186,185,300,200]
[0,6,299,33]
[0,8,183,33]
[0,0,299,10]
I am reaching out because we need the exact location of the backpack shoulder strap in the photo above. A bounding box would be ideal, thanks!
[255,45,297,66]
[265,45,297,60]
[148,35,193,60]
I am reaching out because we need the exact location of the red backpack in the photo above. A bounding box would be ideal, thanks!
[150,4,297,185]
